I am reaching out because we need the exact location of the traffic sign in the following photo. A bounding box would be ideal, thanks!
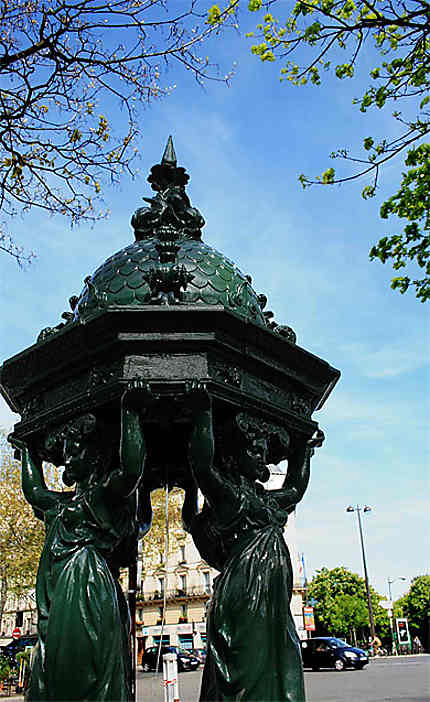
[12,627,21,640]
[396,618,410,645]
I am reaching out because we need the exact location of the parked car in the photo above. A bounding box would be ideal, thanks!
[141,646,200,673]
[192,648,207,663]
[0,636,37,666]
[300,637,369,671]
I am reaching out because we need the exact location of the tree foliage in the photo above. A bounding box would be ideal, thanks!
[141,487,185,569]
[0,655,12,682]
[395,574,430,649]
[209,0,429,300]
[307,566,390,640]
[330,593,369,637]
[0,0,234,265]
[369,144,429,300]
[0,432,45,632]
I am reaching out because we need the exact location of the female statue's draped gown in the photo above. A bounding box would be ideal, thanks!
[191,474,305,702]
[27,486,136,702]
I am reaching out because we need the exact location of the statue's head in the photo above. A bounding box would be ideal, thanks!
[218,412,291,484]
[45,413,112,486]
[219,413,268,483]
[234,413,270,483]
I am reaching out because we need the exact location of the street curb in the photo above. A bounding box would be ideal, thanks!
[369,653,430,660]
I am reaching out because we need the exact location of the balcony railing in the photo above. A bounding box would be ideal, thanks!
[136,586,212,603]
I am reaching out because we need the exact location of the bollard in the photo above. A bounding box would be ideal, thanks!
[162,652,179,702]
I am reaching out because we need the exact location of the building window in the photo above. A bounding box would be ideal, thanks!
[203,572,211,594]
[158,577,165,597]
[15,611,23,627]
[180,604,188,620]
[180,574,187,594]
[180,544,186,563]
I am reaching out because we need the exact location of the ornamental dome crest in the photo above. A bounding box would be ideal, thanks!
[37,138,296,344]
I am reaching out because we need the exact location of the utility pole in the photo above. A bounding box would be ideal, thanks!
[387,577,406,654]
[346,505,375,639]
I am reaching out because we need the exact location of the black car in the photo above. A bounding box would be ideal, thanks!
[192,648,207,663]
[141,645,200,673]
[0,636,37,665]
[300,637,369,671]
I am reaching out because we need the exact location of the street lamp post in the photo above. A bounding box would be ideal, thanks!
[388,576,406,603]
[346,505,375,639]
[387,577,407,654]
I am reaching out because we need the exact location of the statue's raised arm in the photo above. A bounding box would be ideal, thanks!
[187,381,242,527]
[269,428,325,513]
[104,379,150,499]
[9,437,62,517]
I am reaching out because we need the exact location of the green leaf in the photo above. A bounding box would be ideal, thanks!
[207,5,222,25]
[321,167,335,184]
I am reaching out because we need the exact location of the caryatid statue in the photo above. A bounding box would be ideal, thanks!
[184,383,324,701]
[10,383,154,702]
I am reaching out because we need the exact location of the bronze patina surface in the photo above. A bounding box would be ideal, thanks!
[1,138,340,701]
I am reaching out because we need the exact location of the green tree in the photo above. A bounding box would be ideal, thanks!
[0,432,45,633]
[209,0,429,300]
[141,487,185,568]
[395,575,430,650]
[0,655,12,683]
[330,593,368,644]
[307,566,390,643]
[0,1,235,265]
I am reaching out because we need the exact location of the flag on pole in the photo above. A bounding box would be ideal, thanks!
[298,553,307,587]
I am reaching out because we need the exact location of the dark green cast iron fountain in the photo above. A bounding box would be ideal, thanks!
[0,138,340,702]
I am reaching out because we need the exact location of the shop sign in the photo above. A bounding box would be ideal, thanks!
[303,606,315,631]
[148,626,162,636]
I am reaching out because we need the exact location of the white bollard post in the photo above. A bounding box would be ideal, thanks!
[163,652,180,702]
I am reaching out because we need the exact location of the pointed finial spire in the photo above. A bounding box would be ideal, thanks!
[132,137,205,240]
[161,135,177,167]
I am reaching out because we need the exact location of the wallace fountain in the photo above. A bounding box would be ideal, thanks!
[0,138,340,702]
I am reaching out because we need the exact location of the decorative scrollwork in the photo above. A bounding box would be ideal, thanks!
[211,360,242,388]
[88,361,123,392]
[37,295,79,343]
[256,290,297,343]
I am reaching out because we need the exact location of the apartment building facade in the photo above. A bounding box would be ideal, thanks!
[135,506,307,656]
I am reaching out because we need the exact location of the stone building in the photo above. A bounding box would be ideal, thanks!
[0,591,37,645]
[135,472,307,658]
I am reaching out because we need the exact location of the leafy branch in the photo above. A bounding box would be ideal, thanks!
[243,0,430,300]
[0,0,238,264]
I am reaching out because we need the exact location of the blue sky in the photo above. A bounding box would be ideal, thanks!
[1,9,428,603]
